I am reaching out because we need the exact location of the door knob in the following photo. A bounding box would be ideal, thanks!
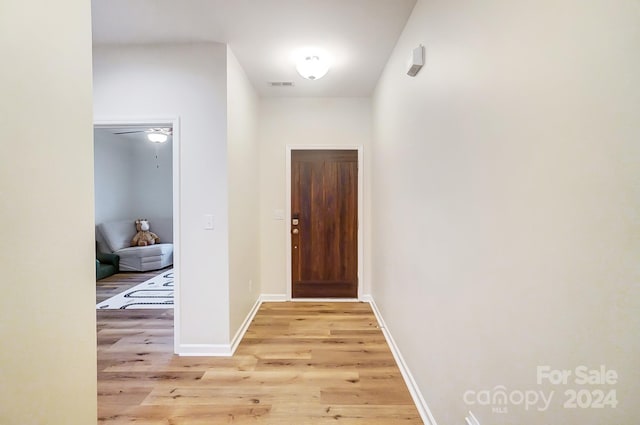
[292,228,299,234]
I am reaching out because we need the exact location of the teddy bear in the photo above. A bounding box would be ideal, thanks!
[131,219,160,247]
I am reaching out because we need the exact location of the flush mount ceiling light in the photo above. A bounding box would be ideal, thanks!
[296,55,329,80]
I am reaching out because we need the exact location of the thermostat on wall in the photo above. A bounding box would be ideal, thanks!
[407,45,425,77]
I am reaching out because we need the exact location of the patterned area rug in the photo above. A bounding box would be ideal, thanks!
[97,269,174,310]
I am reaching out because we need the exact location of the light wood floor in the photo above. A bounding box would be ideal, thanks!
[97,273,423,424]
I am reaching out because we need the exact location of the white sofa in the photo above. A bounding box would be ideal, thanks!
[97,218,173,272]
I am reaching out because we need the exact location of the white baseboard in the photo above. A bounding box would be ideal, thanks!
[177,343,233,356]
[178,295,264,357]
[229,295,263,354]
[364,295,438,425]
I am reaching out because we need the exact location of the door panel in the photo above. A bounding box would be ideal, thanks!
[291,150,358,298]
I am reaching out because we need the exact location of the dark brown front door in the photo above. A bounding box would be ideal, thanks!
[291,150,358,298]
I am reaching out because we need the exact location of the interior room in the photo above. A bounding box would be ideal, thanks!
[93,127,173,263]
[94,126,174,308]
[2,1,638,424]
[93,127,173,227]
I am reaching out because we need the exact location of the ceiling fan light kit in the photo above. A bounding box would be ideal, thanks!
[113,127,172,143]
[147,132,168,143]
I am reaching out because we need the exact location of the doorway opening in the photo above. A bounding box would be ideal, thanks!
[93,118,180,346]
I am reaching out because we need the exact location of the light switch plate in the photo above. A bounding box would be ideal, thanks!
[204,214,214,230]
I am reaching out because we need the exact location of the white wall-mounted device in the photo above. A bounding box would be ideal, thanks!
[407,45,425,77]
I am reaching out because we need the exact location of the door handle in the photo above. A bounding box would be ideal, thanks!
[292,228,299,234]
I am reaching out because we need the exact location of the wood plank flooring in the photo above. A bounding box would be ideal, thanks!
[97,273,423,424]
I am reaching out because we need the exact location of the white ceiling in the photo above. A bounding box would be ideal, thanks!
[91,0,417,97]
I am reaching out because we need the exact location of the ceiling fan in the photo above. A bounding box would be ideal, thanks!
[114,127,173,136]
[114,127,172,143]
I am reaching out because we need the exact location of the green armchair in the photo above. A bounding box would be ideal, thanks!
[96,252,119,280]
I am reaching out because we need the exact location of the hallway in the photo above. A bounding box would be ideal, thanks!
[97,301,422,424]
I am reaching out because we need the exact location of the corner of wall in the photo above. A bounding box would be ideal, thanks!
[226,43,261,341]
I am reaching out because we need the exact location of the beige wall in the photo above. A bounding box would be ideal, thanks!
[227,47,261,336]
[258,98,372,296]
[0,1,96,424]
[372,0,640,424]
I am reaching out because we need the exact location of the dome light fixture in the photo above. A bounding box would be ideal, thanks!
[296,55,329,80]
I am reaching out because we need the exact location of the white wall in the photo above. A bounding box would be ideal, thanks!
[227,47,261,336]
[258,98,372,296]
[0,1,96,423]
[130,135,173,220]
[372,1,640,424]
[93,43,231,348]
[94,130,135,223]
